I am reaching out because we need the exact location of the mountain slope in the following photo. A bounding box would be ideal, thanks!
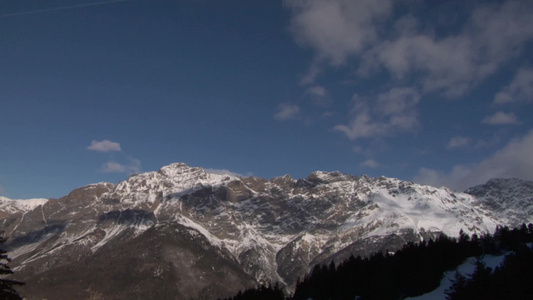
[1,163,531,299]
[465,178,533,228]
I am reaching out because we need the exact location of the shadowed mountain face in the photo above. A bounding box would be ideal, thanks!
[1,163,532,300]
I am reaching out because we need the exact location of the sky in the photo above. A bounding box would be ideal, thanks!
[1,0,532,199]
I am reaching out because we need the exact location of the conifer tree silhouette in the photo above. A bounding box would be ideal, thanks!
[0,233,24,300]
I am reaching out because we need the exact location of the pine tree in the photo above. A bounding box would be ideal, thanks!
[445,271,468,300]
[467,258,492,298]
[0,234,24,300]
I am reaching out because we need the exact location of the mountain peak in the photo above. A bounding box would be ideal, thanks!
[156,162,212,182]
[307,170,354,184]
[158,162,201,174]
[464,177,533,228]
[465,177,533,194]
[5,164,533,300]
[485,177,529,187]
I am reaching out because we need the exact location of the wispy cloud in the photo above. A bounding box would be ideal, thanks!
[286,0,393,68]
[361,159,379,169]
[334,87,420,140]
[368,2,533,97]
[287,0,533,97]
[305,85,332,106]
[414,130,533,191]
[274,103,301,121]
[494,68,533,104]
[447,136,472,150]
[0,0,131,18]
[101,158,141,174]
[88,140,122,152]
[89,139,141,174]
[306,85,327,97]
[482,112,520,125]
[101,161,126,173]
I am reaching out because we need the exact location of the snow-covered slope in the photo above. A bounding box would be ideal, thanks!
[1,163,532,300]
[0,197,48,214]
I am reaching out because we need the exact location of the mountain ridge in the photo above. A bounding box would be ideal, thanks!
[1,162,532,300]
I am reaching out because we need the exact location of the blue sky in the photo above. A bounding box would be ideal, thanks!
[1,0,532,199]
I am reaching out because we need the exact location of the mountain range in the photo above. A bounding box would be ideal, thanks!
[1,162,532,300]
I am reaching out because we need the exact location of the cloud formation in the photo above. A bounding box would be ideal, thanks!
[305,85,331,106]
[334,87,420,140]
[89,139,141,175]
[414,130,533,191]
[368,2,533,97]
[306,85,327,98]
[447,136,471,150]
[88,140,122,152]
[101,161,127,173]
[101,158,141,174]
[287,0,533,97]
[286,0,393,66]
[274,103,301,121]
[361,159,379,169]
[482,111,520,125]
[285,0,533,189]
[494,68,533,104]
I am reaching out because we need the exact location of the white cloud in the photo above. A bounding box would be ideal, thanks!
[274,103,300,121]
[371,35,479,97]
[334,87,420,140]
[286,0,533,96]
[371,2,533,97]
[285,0,393,67]
[447,136,471,150]
[88,140,121,152]
[361,159,379,168]
[482,111,520,125]
[494,68,533,104]
[414,130,533,191]
[101,158,141,174]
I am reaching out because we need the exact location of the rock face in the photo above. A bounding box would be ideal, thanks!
[464,178,533,228]
[1,163,532,300]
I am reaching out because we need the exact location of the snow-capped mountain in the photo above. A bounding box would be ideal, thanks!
[1,163,531,300]
[0,197,48,215]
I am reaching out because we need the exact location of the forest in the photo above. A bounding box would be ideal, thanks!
[219,224,533,300]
